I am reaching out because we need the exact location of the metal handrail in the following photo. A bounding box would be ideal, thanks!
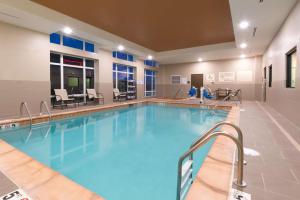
[212,89,242,108]
[40,101,52,121]
[190,121,246,164]
[177,131,247,200]
[174,88,183,99]
[20,102,32,127]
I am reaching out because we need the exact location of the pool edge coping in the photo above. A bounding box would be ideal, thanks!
[0,99,238,200]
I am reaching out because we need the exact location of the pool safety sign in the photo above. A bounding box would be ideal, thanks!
[0,189,32,200]
[230,189,251,200]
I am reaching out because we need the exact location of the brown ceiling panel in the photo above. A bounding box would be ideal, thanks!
[32,0,234,51]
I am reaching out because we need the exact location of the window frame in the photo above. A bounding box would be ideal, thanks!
[268,65,272,88]
[286,47,297,88]
[144,69,156,97]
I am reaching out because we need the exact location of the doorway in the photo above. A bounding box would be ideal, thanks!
[263,67,267,102]
[191,74,204,98]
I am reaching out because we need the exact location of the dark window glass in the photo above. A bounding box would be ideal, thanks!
[86,69,94,89]
[113,63,117,71]
[50,53,60,63]
[268,65,272,87]
[86,59,94,68]
[128,54,134,61]
[128,67,134,73]
[117,73,127,92]
[50,65,61,95]
[63,36,84,50]
[146,76,152,91]
[145,69,153,76]
[117,64,127,72]
[128,74,134,80]
[64,67,83,94]
[50,33,60,44]
[113,72,116,88]
[85,42,95,52]
[63,55,83,66]
[286,47,297,88]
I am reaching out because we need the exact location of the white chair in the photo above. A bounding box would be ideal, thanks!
[87,89,104,104]
[113,88,127,101]
[54,89,75,109]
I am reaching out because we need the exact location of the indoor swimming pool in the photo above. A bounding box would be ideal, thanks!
[0,104,228,200]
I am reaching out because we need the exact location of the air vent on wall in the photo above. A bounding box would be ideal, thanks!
[0,11,19,19]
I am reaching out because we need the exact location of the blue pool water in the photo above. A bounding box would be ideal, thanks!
[0,104,227,200]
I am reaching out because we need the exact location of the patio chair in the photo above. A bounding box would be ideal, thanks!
[113,88,127,101]
[87,89,104,104]
[53,89,75,109]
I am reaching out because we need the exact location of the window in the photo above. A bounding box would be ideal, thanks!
[50,33,60,44]
[286,47,297,88]
[112,51,135,62]
[268,65,272,87]
[50,52,95,97]
[171,75,181,84]
[50,33,95,53]
[145,70,156,97]
[113,63,136,94]
[144,60,159,67]
[85,42,95,52]
[63,36,84,50]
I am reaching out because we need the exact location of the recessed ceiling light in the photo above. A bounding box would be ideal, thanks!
[117,45,125,51]
[239,21,249,29]
[240,54,246,58]
[240,43,248,49]
[198,58,203,62]
[63,27,72,34]
[147,55,153,60]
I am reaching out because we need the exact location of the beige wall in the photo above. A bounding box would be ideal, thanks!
[158,57,262,100]
[0,21,50,117]
[262,1,300,127]
[0,21,158,118]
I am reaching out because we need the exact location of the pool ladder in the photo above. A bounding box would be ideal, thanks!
[176,121,247,200]
[40,101,52,122]
[20,102,33,128]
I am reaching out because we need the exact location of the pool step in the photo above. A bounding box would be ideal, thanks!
[180,159,193,200]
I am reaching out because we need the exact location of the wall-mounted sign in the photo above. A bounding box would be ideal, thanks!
[230,189,251,200]
[0,189,32,200]
[206,73,215,82]
[181,77,188,84]
[219,72,235,82]
[0,123,19,130]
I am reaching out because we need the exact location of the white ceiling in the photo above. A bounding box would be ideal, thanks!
[0,0,298,64]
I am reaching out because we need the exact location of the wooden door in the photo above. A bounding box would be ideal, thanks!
[191,74,204,98]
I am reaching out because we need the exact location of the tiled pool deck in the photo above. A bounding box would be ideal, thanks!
[3,99,297,200]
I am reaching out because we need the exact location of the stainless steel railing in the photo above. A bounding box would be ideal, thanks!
[176,122,247,200]
[40,101,52,122]
[174,88,183,99]
[20,102,32,128]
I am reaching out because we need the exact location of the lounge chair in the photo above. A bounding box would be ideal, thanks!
[53,89,75,109]
[87,89,104,104]
[113,88,127,101]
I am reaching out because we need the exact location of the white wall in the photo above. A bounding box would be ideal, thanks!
[159,57,262,100]
[262,1,300,127]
